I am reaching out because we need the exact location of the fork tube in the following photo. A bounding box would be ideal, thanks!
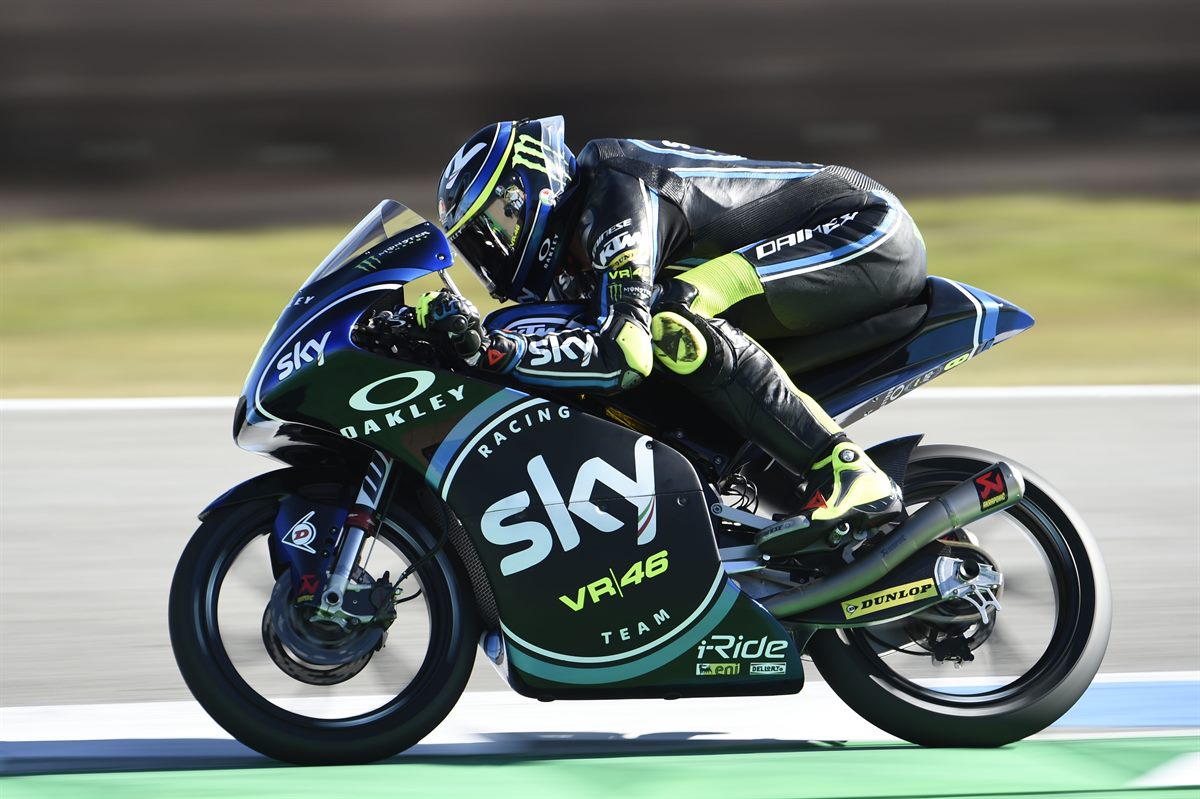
[438,269,463,296]
[322,452,392,608]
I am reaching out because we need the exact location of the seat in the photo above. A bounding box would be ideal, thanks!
[764,302,929,378]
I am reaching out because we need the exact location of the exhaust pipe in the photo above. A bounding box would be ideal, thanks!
[762,461,1025,619]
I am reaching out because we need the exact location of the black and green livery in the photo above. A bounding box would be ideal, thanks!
[171,200,1110,765]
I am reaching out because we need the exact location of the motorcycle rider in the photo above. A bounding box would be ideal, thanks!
[415,116,927,554]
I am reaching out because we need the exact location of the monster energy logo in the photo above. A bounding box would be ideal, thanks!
[512,133,559,175]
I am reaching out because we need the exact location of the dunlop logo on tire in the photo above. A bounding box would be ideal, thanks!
[841,579,936,619]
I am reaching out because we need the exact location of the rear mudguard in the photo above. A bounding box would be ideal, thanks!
[198,466,353,520]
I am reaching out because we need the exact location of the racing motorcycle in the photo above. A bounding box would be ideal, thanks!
[169,200,1111,765]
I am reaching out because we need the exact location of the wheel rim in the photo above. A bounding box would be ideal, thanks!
[839,462,1092,709]
[198,513,458,726]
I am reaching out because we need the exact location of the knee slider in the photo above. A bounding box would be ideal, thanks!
[651,310,708,375]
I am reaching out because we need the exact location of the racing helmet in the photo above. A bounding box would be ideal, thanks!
[437,116,575,303]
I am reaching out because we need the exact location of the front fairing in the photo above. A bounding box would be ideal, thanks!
[228,202,812,697]
[236,201,463,465]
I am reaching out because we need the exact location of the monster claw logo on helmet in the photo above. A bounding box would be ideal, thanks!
[437,116,576,304]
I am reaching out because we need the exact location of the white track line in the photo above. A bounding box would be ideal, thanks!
[2,385,1196,412]
[0,685,893,745]
[2,672,1195,745]
[0,396,237,411]
[1092,671,1200,682]
[901,385,1199,400]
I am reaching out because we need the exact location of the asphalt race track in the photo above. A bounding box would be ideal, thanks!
[2,388,1197,704]
[1,387,1198,796]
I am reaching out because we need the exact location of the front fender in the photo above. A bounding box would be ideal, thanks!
[198,465,352,520]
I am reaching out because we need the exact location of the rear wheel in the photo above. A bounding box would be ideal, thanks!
[807,444,1111,746]
[168,498,478,764]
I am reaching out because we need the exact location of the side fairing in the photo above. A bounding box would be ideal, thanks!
[426,396,801,690]
[428,399,717,666]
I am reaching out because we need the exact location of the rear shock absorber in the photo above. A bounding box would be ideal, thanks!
[321,451,392,611]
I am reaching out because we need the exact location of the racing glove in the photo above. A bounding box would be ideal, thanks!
[352,306,439,361]
[414,289,526,373]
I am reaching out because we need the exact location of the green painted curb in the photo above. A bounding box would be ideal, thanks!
[3,736,1197,799]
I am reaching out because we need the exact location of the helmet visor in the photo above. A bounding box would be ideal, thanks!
[449,181,527,299]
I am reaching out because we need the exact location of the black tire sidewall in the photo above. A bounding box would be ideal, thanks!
[168,499,479,764]
[807,445,1112,747]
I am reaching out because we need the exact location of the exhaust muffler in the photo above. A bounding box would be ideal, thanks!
[762,461,1025,619]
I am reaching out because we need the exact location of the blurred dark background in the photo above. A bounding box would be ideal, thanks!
[2,0,1198,226]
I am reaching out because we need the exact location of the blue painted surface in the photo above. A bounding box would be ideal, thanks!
[938,679,1199,728]
[425,388,530,490]
[1053,680,1200,728]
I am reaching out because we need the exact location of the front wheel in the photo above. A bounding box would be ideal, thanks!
[807,444,1111,747]
[168,498,479,764]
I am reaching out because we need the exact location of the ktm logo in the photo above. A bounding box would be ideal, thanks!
[597,231,643,267]
[505,319,563,336]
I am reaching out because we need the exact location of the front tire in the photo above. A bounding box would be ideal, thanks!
[168,498,479,764]
[807,444,1111,747]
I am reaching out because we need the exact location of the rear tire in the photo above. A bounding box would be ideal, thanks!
[807,444,1111,746]
[169,498,479,764]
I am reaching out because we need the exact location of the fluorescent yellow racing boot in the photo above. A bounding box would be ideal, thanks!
[755,439,902,556]
[647,274,902,557]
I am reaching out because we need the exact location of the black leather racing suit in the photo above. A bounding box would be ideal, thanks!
[477,138,927,474]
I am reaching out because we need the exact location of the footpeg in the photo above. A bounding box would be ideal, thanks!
[754,515,811,554]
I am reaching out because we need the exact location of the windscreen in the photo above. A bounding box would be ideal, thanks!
[301,200,433,288]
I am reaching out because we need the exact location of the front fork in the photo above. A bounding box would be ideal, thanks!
[314,265,453,614]
[317,451,393,617]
